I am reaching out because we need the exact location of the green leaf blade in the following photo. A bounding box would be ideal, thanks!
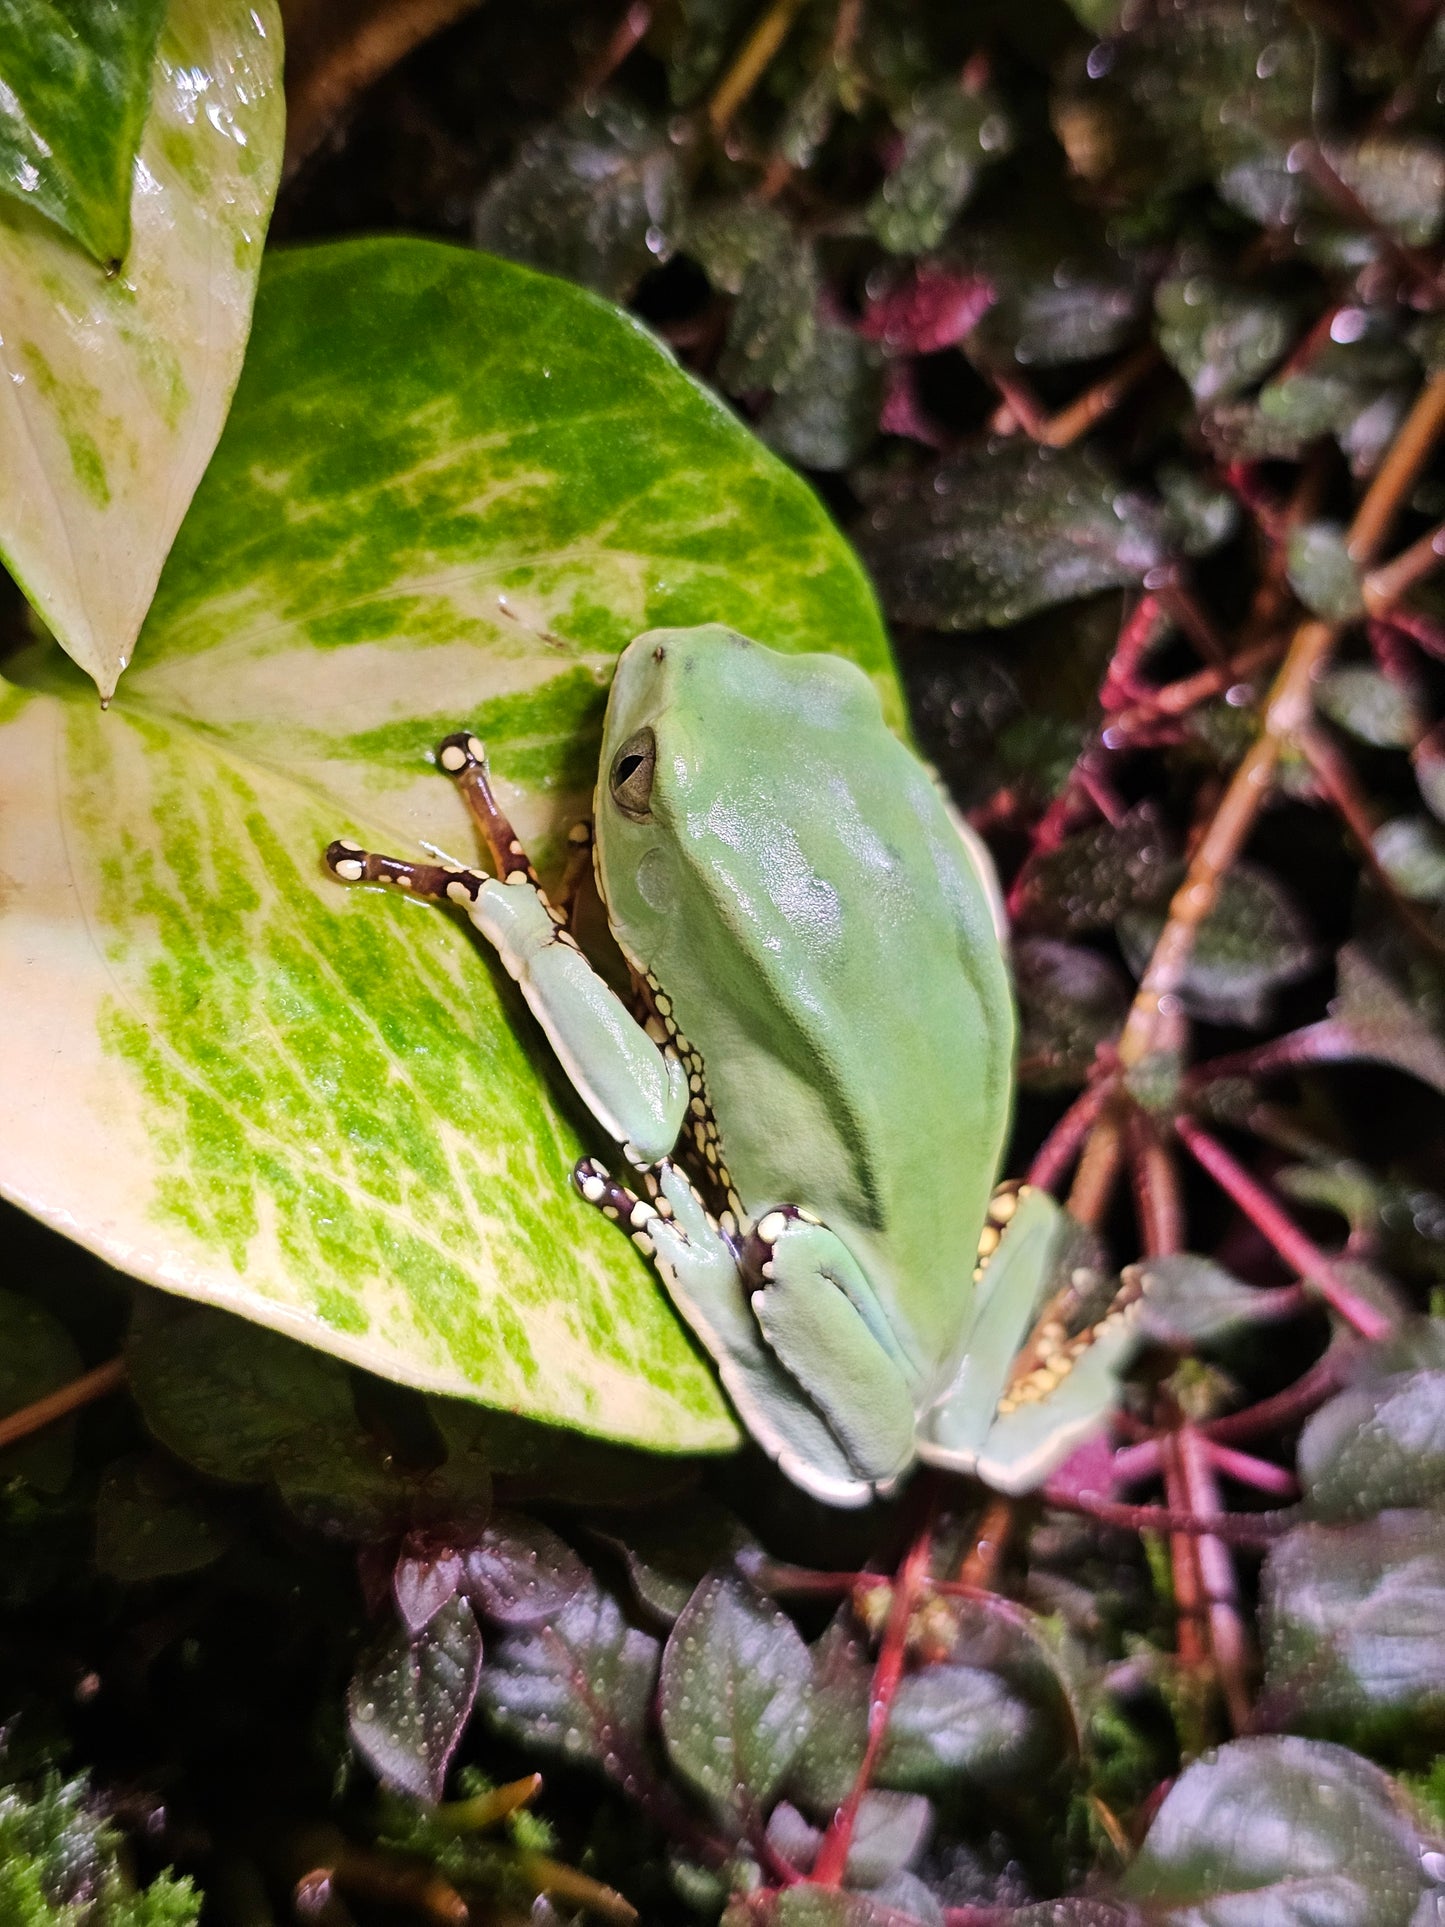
[0,0,166,264]
[0,0,283,698]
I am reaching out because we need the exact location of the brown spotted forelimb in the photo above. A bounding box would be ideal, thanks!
[324,839,487,906]
[436,732,545,889]
[553,819,595,935]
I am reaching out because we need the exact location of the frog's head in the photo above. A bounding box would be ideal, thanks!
[594,622,879,957]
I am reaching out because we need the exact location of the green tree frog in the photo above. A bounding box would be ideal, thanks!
[326,626,1143,1506]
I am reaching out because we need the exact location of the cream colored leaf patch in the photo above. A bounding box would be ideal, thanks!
[0,239,897,1455]
[0,0,283,700]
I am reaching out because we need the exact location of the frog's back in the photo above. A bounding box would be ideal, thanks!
[600,628,1015,1388]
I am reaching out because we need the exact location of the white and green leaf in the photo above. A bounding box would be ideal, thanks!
[0,0,283,699]
[0,239,898,1458]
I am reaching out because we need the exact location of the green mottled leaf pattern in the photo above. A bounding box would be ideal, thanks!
[0,0,282,699]
[0,0,166,264]
[0,238,895,1451]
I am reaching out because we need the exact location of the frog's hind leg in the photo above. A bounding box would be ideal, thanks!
[574,1158,883,1509]
[919,1185,1146,1497]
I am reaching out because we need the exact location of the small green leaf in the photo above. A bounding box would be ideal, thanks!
[880,1664,1046,1794]
[1154,273,1295,403]
[1287,524,1366,622]
[659,1572,813,1825]
[0,0,282,698]
[1318,665,1423,748]
[1260,1512,1445,1749]
[763,325,883,473]
[1020,805,1174,937]
[599,1496,754,1623]
[126,1296,493,1541]
[94,1452,233,1583]
[860,440,1161,630]
[1119,862,1316,1029]
[472,99,683,302]
[1326,945,1445,1097]
[1133,1253,1291,1348]
[1118,1735,1438,1926]
[0,0,166,264]
[688,202,822,397]
[1299,1363,1445,1523]
[1374,818,1445,902]
[953,184,1143,369]
[349,1594,484,1802]
[0,238,894,1451]
[0,1290,81,1493]
[1015,938,1130,1091]
[866,85,1011,256]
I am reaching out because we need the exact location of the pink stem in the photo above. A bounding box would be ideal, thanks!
[1027,1079,1115,1193]
[1204,1440,1299,1498]
[811,1510,935,1886]
[1174,1118,1393,1341]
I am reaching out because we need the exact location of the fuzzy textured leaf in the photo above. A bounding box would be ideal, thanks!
[348,1593,484,1802]
[472,99,682,301]
[1118,1734,1440,1926]
[0,0,282,698]
[660,1572,813,1824]
[476,1572,660,1783]
[860,441,1161,631]
[0,238,895,1451]
[1260,1512,1445,1748]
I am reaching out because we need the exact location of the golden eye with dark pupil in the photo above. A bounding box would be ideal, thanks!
[609,726,656,819]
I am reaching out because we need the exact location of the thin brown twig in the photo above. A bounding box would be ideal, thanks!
[0,1356,126,1451]
[707,0,808,137]
[1363,517,1445,614]
[1177,1425,1253,1733]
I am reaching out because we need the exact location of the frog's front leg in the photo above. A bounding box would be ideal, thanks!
[325,738,688,1165]
[575,1159,906,1508]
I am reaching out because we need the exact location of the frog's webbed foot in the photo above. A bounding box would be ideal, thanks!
[919,1185,1147,1496]
[573,1158,892,1509]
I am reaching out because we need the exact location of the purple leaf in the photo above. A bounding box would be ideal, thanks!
[464,1510,588,1627]
[393,1536,465,1637]
[348,1594,483,1802]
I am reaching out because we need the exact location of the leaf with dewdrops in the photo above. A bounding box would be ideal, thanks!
[0,240,895,1455]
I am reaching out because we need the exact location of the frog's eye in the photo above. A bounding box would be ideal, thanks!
[609,727,656,820]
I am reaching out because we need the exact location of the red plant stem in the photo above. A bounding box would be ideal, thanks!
[0,1356,126,1450]
[578,0,652,99]
[1027,1078,1115,1193]
[1101,593,1169,710]
[1036,342,1160,449]
[1204,1440,1299,1498]
[1177,1426,1253,1732]
[1174,1118,1392,1340]
[1162,1434,1209,1673]
[1200,1352,1344,1445]
[812,1508,936,1886]
[1040,1486,1292,1545]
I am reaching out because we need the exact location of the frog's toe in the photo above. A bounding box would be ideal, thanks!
[436,731,488,774]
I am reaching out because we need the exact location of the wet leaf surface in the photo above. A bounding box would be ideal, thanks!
[348,1592,484,1801]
